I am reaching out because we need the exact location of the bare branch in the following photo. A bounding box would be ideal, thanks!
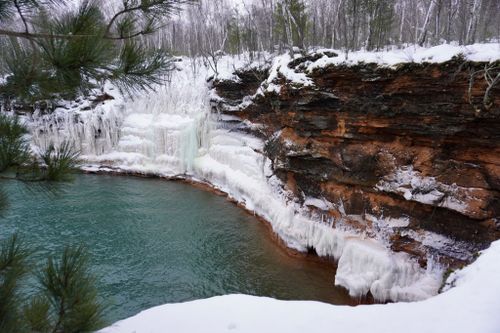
[468,64,500,112]
[483,72,500,110]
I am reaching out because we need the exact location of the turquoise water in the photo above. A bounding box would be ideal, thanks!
[0,174,354,324]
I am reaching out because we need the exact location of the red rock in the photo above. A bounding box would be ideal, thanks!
[213,58,500,269]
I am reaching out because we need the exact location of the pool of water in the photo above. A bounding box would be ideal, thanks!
[0,174,355,324]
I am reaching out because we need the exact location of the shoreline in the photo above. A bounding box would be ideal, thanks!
[80,166,323,260]
[79,166,376,306]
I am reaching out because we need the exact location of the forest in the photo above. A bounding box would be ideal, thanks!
[159,0,499,56]
[1,0,499,103]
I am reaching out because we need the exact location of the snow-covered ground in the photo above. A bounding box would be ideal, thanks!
[100,240,500,333]
[308,42,500,69]
[24,43,500,332]
[251,42,500,95]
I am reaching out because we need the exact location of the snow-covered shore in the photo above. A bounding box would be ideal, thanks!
[28,56,444,303]
[100,240,500,333]
[23,42,500,331]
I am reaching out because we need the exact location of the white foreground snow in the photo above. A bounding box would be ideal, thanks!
[100,240,500,333]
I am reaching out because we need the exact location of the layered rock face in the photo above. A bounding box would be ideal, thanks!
[212,54,500,269]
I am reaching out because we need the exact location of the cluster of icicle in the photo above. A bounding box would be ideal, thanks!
[27,57,443,302]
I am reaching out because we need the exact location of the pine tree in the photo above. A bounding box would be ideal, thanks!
[0,114,78,181]
[0,235,105,333]
[29,245,104,332]
[0,116,104,332]
[0,114,30,172]
[0,234,30,332]
[0,0,195,103]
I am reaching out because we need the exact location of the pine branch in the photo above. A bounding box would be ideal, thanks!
[40,142,80,182]
[0,114,31,173]
[0,189,8,216]
[111,40,174,96]
[0,1,194,41]
[104,0,195,39]
[0,28,93,40]
[39,245,105,332]
[0,234,31,331]
[0,0,196,102]
[13,0,30,33]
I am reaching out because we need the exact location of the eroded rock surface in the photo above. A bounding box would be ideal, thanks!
[211,54,500,269]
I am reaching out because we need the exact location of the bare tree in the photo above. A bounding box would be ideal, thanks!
[145,0,499,56]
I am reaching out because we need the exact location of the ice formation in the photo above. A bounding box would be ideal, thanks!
[375,166,485,217]
[27,55,448,303]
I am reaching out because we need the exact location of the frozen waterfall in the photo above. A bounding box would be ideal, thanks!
[30,64,211,176]
[27,57,443,303]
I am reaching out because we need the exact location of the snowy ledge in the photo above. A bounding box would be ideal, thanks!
[101,240,500,333]
[247,42,500,96]
[307,43,500,70]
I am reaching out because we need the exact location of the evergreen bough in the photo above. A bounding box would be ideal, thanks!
[0,114,79,181]
[0,0,195,102]
[0,236,105,333]
[0,114,103,332]
[0,113,30,172]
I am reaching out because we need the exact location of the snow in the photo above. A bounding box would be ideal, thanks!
[214,52,272,82]
[400,229,474,262]
[304,197,334,211]
[382,216,410,228]
[307,42,500,70]
[260,52,314,94]
[336,239,441,301]
[231,42,499,109]
[101,240,500,333]
[375,166,474,216]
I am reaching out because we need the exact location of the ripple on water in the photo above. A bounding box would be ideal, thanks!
[0,174,357,324]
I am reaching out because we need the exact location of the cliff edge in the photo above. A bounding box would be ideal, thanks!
[211,47,500,270]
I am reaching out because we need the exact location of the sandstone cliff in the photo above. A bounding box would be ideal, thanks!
[211,52,500,269]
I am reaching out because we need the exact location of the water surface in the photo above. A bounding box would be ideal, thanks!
[0,174,354,323]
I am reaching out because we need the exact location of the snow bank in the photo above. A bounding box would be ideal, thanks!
[308,42,500,70]
[100,240,500,333]
[335,239,441,301]
[244,42,499,104]
[260,52,314,93]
